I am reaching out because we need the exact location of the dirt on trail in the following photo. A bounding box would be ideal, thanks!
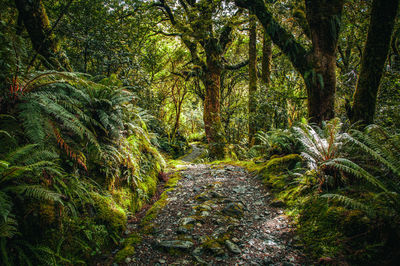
[112,151,307,266]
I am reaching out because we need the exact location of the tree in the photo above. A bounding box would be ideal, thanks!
[14,0,71,71]
[235,0,344,125]
[350,0,399,125]
[261,31,272,86]
[248,14,257,146]
[155,0,241,159]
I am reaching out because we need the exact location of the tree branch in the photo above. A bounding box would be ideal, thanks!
[235,0,310,76]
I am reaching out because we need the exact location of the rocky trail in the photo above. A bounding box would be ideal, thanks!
[110,160,307,266]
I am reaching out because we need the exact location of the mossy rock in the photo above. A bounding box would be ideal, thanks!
[115,232,142,262]
[90,192,127,233]
[114,245,135,263]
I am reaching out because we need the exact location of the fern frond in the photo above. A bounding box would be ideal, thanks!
[321,193,374,216]
[322,158,388,192]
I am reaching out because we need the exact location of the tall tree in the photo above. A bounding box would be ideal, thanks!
[155,0,240,159]
[261,32,272,86]
[350,0,399,125]
[14,0,71,71]
[235,0,344,125]
[248,14,257,146]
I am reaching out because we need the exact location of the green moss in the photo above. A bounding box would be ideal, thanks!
[90,192,127,233]
[124,232,142,246]
[115,232,142,262]
[262,154,302,174]
[167,159,188,169]
[112,187,135,212]
[114,245,135,263]
[165,174,181,188]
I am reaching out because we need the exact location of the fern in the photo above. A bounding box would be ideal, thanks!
[321,193,375,216]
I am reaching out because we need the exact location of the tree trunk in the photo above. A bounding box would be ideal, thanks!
[236,0,343,125]
[248,15,258,146]
[203,55,226,159]
[261,31,272,86]
[350,0,399,125]
[304,0,343,124]
[14,0,71,71]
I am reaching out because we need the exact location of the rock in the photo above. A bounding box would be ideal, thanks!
[193,255,207,264]
[222,202,244,217]
[193,187,201,192]
[224,166,236,171]
[200,211,210,217]
[210,191,224,198]
[232,186,247,194]
[193,203,212,212]
[192,247,203,256]
[231,237,240,243]
[180,217,196,225]
[195,192,210,201]
[255,200,264,206]
[225,240,241,254]
[177,225,192,234]
[125,257,132,263]
[158,240,194,249]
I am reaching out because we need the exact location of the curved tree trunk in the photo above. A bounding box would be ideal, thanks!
[236,0,343,126]
[350,0,399,125]
[14,0,71,71]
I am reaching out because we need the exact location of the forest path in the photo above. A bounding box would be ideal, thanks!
[118,163,305,265]
[179,144,205,162]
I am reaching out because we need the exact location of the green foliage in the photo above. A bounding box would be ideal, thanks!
[251,128,300,158]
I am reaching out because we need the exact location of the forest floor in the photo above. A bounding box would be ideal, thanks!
[110,151,307,265]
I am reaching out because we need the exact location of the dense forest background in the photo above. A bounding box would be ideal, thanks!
[0,0,400,265]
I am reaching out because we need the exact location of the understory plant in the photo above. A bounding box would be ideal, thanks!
[289,119,400,263]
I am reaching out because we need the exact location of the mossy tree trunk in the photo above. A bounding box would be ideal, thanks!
[261,31,272,86]
[203,52,227,159]
[304,0,342,124]
[235,0,344,125]
[248,15,258,147]
[14,0,71,71]
[155,0,235,159]
[350,0,399,125]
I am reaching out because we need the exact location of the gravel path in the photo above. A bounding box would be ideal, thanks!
[119,163,306,265]
[179,144,204,162]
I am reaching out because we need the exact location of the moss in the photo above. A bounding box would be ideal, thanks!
[112,187,135,212]
[90,192,127,233]
[140,194,168,227]
[262,154,302,174]
[165,174,181,188]
[167,159,188,170]
[115,232,142,262]
[114,245,135,263]
[140,173,182,228]
[124,232,142,246]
